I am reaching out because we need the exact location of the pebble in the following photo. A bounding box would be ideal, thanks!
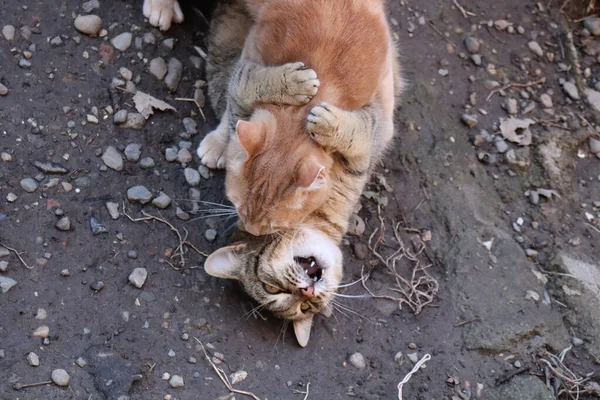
[60,269,70,276]
[540,93,553,108]
[61,182,73,192]
[56,216,72,231]
[165,147,178,162]
[407,352,419,364]
[347,214,365,236]
[514,360,522,368]
[408,343,417,350]
[584,17,600,36]
[76,357,88,368]
[0,276,17,293]
[394,351,403,364]
[182,117,197,135]
[27,352,40,366]
[90,281,104,291]
[0,261,7,272]
[89,216,108,235]
[125,143,142,162]
[348,352,366,370]
[572,336,584,347]
[111,32,133,51]
[140,157,155,168]
[127,185,153,204]
[1,152,11,162]
[495,140,509,153]
[121,113,146,130]
[525,249,539,257]
[2,25,15,41]
[204,229,217,242]
[36,308,47,320]
[33,161,68,174]
[506,98,518,115]
[128,268,148,288]
[51,369,70,387]
[106,202,120,220]
[438,68,449,77]
[465,36,481,53]
[527,41,543,57]
[165,58,183,92]
[20,178,38,193]
[163,38,176,49]
[33,325,50,338]
[176,207,190,221]
[230,371,248,385]
[198,165,210,179]
[590,138,600,154]
[0,83,8,96]
[562,82,580,100]
[169,375,184,388]
[177,148,193,164]
[149,57,168,80]
[19,59,32,69]
[471,54,482,66]
[184,168,201,186]
[113,110,128,124]
[50,36,63,46]
[143,32,155,44]
[461,114,478,128]
[102,146,124,171]
[119,67,133,81]
[152,192,171,209]
[82,0,100,12]
[6,193,17,203]
[168,349,176,357]
[128,250,138,259]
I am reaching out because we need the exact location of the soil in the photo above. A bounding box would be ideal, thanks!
[1,0,599,399]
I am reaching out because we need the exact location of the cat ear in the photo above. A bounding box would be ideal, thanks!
[293,315,314,347]
[297,156,327,190]
[204,244,245,280]
[236,120,265,157]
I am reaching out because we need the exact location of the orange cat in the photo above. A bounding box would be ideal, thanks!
[198,0,398,237]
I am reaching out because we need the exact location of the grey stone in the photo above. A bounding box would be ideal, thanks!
[127,250,138,259]
[348,353,366,370]
[27,352,40,366]
[119,67,133,81]
[111,32,133,51]
[51,369,70,387]
[163,38,175,49]
[347,215,365,236]
[168,349,176,357]
[19,59,32,69]
[563,82,580,100]
[124,143,142,162]
[182,117,197,134]
[56,216,71,231]
[0,276,17,293]
[102,146,124,171]
[127,185,153,204]
[113,110,128,124]
[590,137,600,154]
[152,192,171,209]
[465,36,481,53]
[2,25,15,41]
[584,17,600,36]
[139,157,155,168]
[20,178,38,192]
[143,32,155,44]
[471,54,482,66]
[184,168,201,186]
[0,83,7,96]
[407,352,419,363]
[128,268,148,288]
[189,55,204,69]
[169,375,184,388]
[527,41,543,57]
[198,165,210,179]
[505,98,518,115]
[121,113,146,129]
[165,58,183,92]
[488,376,554,400]
[106,202,119,219]
[461,114,478,128]
[177,148,192,163]
[176,207,190,221]
[0,247,10,258]
[149,57,167,80]
[6,193,17,202]
[0,261,7,272]
[89,216,108,235]
[76,357,88,368]
[572,336,584,346]
[33,161,68,174]
[585,88,600,113]
[90,281,104,291]
[204,229,217,242]
[82,0,100,12]
[50,36,63,46]
[165,147,178,162]
[540,94,553,108]
[19,26,32,40]
[83,345,143,400]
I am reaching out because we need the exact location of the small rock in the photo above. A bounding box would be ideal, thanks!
[394,351,403,364]
[127,250,138,259]
[0,276,17,293]
[514,360,522,368]
[1,152,11,162]
[177,148,193,164]
[76,357,88,368]
[184,168,201,186]
[60,269,70,276]
[165,58,183,92]
[33,325,50,338]
[572,336,584,347]
[82,0,100,12]
[51,369,70,387]
[102,146,124,171]
[128,268,148,288]
[204,229,217,242]
[230,370,248,385]
[525,248,539,257]
[113,110,128,124]
[461,114,478,128]
[27,352,40,366]
[111,32,133,51]
[176,207,190,221]
[106,202,119,220]
[36,308,47,320]
[139,157,155,168]
[56,216,72,231]
[50,36,63,46]
[347,215,365,236]
[590,137,600,154]
[525,290,540,302]
[143,32,155,44]
[152,192,171,209]
[89,216,108,235]
[407,352,419,364]
[351,242,368,260]
[505,98,518,115]
[2,25,16,41]
[121,113,146,129]
[182,117,197,134]
[584,17,600,36]
[0,261,7,272]
[348,352,366,370]
[163,38,175,49]
[33,161,68,174]
[408,342,417,350]
[169,375,184,388]
[540,94,553,108]
[119,67,133,81]
[20,178,38,193]
[438,68,449,77]
[149,57,167,80]
[6,193,18,203]
[90,281,104,292]
[563,81,580,100]
[465,36,481,53]
[527,41,543,57]
[494,20,512,30]
[168,349,176,358]
[124,143,142,162]
[198,165,210,179]
[585,88,600,113]
[495,140,509,153]
[165,147,178,162]
[471,54,482,66]
[0,83,8,96]
[127,185,153,204]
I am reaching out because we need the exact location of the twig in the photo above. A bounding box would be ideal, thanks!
[427,20,457,49]
[175,98,206,121]
[584,222,600,234]
[486,78,546,101]
[194,337,261,400]
[293,382,311,400]
[453,0,476,18]
[397,354,431,399]
[454,318,481,327]
[485,25,506,44]
[0,241,33,269]
[495,366,530,386]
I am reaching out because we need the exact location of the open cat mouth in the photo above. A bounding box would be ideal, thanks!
[295,256,323,282]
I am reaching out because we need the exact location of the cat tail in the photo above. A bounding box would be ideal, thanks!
[206,0,253,119]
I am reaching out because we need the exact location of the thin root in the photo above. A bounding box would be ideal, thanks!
[0,241,33,269]
[453,0,476,18]
[175,97,206,121]
[486,78,546,102]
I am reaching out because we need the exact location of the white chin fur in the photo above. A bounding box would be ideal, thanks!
[293,227,342,278]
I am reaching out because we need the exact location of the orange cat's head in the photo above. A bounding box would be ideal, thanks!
[225,107,333,236]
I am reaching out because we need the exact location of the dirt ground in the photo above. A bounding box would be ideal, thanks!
[1,0,600,399]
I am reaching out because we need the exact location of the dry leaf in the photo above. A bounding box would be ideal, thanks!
[500,117,535,146]
[133,91,176,119]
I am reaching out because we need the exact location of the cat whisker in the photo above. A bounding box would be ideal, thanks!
[334,277,364,289]
[332,293,371,299]
[240,301,271,321]
[272,319,289,351]
[221,218,239,236]
[331,300,373,323]
[187,213,238,222]
[331,304,359,323]
[172,199,235,209]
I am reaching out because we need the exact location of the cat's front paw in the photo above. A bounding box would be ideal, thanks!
[279,62,320,105]
[143,0,184,31]
[197,129,228,169]
[306,102,341,146]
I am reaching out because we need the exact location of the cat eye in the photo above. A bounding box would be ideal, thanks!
[263,283,283,294]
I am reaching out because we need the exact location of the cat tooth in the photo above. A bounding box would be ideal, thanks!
[310,260,316,267]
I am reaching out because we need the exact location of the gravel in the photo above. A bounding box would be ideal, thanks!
[177,148,192,163]
[165,147,178,162]
[19,59,32,69]
[540,93,553,108]
[348,352,366,370]
[20,178,38,193]
[149,57,167,80]
[56,216,72,231]
[589,137,600,154]
[2,25,15,40]
[198,165,210,179]
[495,140,509,153]
[51,369,70,387]
[111,32,133,51]
[506,98,518,115]
[127,185,153,204]
[152,192,171,209]
[0,83,7,95]
[33,325,50,338]
[74,15,103,36]
[465,36,481,53]
[461,114,478,128]
[139,157,155,168]
[121,113,146,129]
[90,281,104,291]
[562,82,580,100]
[106,201,120,219]
[0,261,7,272]
[527,41,543,57]
[584,17,600,36]
[204,229,217,242]
[128,268,148,288]
[169,375,184,388]
[0,276,17,293]
[124,143,142,162]
[184,168,201,186]
[82,0,100,12]
[165,57,183,92]
[33,160,68,174]
[113,110,128,125]
[182,117,197,134]
[27,352,40,366]
[102,146,124,171]
[471,54,482,66]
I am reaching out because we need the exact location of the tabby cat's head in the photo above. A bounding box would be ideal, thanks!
[204,227,342,347]
[225,108,333,236]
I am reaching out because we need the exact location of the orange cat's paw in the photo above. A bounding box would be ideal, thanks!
[197,129,228,169]
[143,0,184,31]
[306,102,340,144]
[280,62,320,105]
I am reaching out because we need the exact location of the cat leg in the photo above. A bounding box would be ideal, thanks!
[143,0,184,31]
[197,110,231,169]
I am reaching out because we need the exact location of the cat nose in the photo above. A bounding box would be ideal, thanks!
[301,286,314,298]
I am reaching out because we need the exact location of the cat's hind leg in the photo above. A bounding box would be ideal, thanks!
[143,0,184,31]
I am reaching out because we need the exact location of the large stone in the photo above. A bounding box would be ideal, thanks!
[74,15,102,36]
[51,369,71,387]
[488,376,554,400]
[111,32,133,51]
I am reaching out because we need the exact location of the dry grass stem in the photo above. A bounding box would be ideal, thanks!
[452,0,476,18]
[486,78,546,101]
[0,241,33,269]
[427,20,457,48]
[175,97,206,121]
[537,346,590,399]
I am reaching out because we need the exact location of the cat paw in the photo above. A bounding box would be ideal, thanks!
[306,102,341,145]
[197,129,228,169]
[279,62,320,105]
[143,0,184,31]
